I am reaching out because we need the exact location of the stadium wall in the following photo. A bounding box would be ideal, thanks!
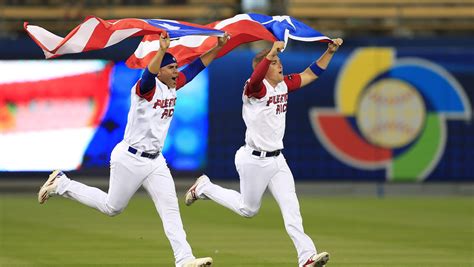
[0,37,472,182]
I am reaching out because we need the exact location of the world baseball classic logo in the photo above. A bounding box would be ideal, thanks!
[309,48,471,181]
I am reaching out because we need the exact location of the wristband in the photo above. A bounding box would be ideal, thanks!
[309,62,325,76]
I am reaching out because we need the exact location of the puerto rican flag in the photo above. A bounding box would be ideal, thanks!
[127,13,332,68]
[25,14,331,69]
[24,16,224,59]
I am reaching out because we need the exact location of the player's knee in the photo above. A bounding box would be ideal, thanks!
[108,209,123,217]
[240,206,259,218]
[104,204,124,217]
[107,208,123,217]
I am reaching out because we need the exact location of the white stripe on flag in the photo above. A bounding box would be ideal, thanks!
[56,18,99,55]
[288,35,331,42]
[26,25,63,51]
[106,28,142,47]
[213,14,253,29]
[134,39,161,59]
[169,35,209,48]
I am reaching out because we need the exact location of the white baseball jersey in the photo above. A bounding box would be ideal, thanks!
[243,78,289,152]
[123,77,177,153]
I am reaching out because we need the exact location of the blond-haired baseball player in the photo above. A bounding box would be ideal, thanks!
[185,38,343,267]
[38,32,229,267]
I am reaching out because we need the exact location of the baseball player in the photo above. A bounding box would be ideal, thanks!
[185,38,343,267]
[38,32,229,267]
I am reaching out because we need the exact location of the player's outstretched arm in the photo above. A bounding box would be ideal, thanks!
[299,38,343,87]
[266,41,285,61]
[199,32,229,66]
[246,41,285,98]
[147,32,170,74]
[138,32,170,98]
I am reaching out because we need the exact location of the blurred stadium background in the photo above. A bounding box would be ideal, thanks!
[0,0,473,266]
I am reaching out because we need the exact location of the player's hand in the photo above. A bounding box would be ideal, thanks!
[217,32,230,47]
[328,38,343,53]
[159,32,170,52]
[267,41,285,60]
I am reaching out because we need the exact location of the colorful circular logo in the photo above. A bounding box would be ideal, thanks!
[309,48,471,181]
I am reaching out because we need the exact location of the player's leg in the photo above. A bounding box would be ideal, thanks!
[267,155,325,267]
[39,143,146,216]
[142,154,197,267]
[190,146,275,217]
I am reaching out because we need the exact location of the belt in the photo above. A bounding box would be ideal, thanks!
[252,149,281,158]
[128,146,160,159]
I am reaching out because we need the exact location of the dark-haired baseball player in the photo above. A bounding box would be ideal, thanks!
[38,32,229,267]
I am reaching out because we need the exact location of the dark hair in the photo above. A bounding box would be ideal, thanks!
[252,49,271,69]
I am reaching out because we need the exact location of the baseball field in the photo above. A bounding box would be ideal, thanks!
[0,194,472,267]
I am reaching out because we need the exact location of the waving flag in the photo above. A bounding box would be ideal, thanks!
[249,13,332,45]
[127,13,331,69]
[24,16,224,59]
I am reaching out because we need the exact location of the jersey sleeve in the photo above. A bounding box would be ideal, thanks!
[284,74,302,92]
[136,68,156,101]
[135,79,155,102]
[176,72,187,90]
[176,58,206,90]
[245,58,271,99]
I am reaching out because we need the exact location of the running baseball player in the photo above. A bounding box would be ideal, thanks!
[185,38,343,267]
[38,32,229,267]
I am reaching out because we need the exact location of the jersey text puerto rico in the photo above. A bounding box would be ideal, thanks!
[153,97,177,119]
[266,93,288,114]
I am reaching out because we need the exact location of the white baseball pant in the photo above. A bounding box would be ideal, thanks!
[196,145,317,266]
[54,141,195,267]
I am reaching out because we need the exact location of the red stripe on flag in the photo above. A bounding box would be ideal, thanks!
[83,22,113,52]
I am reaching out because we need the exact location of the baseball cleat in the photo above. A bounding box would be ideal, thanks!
[303,252,330,267]
[38,170,64,204]
[184,175,209,206]
[182,257,213,267]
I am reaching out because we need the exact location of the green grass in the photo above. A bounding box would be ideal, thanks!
[0,194,472,266]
